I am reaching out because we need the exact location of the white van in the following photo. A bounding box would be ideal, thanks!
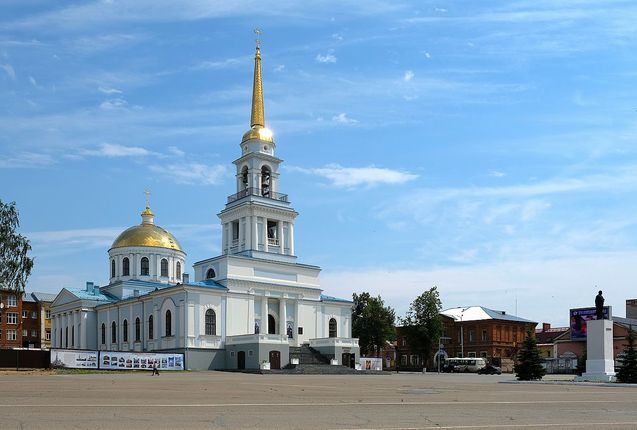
[444,357,487,373]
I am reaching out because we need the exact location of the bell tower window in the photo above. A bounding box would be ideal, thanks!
[176,261,181,280]
[111,259,116,278]
[267,220,278,245]
[261,166,271,197]
[241,166,249,190]
[206,268,216,279]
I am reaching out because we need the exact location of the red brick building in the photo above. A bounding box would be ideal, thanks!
[0,288,23,349]
[21,294,40,348]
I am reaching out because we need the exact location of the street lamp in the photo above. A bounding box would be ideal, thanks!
[459,307,468,358]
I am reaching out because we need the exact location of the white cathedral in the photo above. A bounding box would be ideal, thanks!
[50,40,359,371]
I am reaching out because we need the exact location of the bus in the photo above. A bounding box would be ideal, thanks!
[443,357,487,373]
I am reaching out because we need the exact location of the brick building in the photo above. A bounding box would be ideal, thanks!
[0,288,23,349]
[439,307,537,369]
[21,294,40,348]
[32,292,55,349]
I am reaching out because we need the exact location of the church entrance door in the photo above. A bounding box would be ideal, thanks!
[237,351,246,370]
[267,314,276,334]
[269,350,281,369]
[342,353,355,368]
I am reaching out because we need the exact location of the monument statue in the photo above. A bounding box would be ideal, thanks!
[595,290,605,320]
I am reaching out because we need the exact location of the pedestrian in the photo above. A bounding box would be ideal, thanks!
[152,361,159,376]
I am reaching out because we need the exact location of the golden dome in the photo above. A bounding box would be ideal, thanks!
[110,206,183,252]
[241,125,274,144]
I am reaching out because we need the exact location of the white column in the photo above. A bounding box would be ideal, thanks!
[80,311,86,349]
[263,218,269,252]
[246,216,253,250]
[261,297,268,334]
[247,295,255,334]
[289,223,295,255]
[294,301,300,346]
[277,222,284,253]
[279,298,287,337]
[253,217,259,251]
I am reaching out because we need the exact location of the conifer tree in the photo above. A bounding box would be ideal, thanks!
[617,327,637,383]
[514,328,546,381]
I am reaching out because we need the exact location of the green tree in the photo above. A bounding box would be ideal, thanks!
[401,287,443,364]
[352,292,396,356]
[0,200,33,293]
[514,329,546,381]
[616,327,637,383]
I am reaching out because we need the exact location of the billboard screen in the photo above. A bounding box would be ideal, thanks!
[100,352,184,371]
[50,349,99,369]
[570,306,610,339]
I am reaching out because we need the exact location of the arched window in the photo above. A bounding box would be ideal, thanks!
[123,319,128,342]
[141,257,149,276]
[329,318,337,338]
[206,268,215,279]
[148,315,154,340]
[111,321,117,343]
[135,317,141,342]
[176,261,181,280]
[111,259,116,278]
[101,323,106,345]
[261,166,271,197]
[205,309,216,336]
[123,257,130,276]
[161,258,168,277]
[241,166,249,190]
[165,310,172,337]
[268,314,276,335]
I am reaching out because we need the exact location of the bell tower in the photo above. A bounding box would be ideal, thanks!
[219,33,298,263]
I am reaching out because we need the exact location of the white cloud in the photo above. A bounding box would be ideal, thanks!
[167,146,185,157]
[332,33,344,41]
[316,51,337,63]
[403,70,414,81]
[98,86,123,94]
[332,113,358,124]
[321,252,637,326]
[81,143,150,157]
[149,162,228,185]
[292,164,419,189]
[29,76,37,86]
[0,152,55,168]
[489,170,506,177]
[274,64,285,72]
[99,98,129,110]
[1,64,16,80]
[28,227,123,250]
[423,51,431,59]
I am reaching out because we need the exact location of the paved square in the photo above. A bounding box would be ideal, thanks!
[2,371,637,429]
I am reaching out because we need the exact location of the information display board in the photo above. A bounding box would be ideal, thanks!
[360,357,382,371]
[570,306,611,339]
[100,351,184,371]
[50,349,99,369]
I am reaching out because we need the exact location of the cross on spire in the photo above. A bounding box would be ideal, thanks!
[144,190,151,208]
[254,28,262,48]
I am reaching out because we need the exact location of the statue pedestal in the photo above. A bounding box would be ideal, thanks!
[577,319,616,382]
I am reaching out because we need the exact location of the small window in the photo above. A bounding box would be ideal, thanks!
[161,259,168,277]
[23,329,28,337]
[32,311,37,319]
[141,257,149,276]
[241,166,249,189]
[148,315,154,340]
[206,268,216,279]
[481,330,488,342]
[111,259,116,278]
[111,321,117,343]
[176,262,182,280]
[123,257,130,276]
[7,312,17,324]
[101,323,106,345]
[205,309,216,336]
[135,317,141,342]
[46,310,51,319]
[165,310,172,337]
[7,330,17,341]
[232,221,240,242]
[261,166,271,197]
[22,310,28,318]
[469,330,475,343]
[329,318,337,338]
[8,295,16,307]
[468,352,477,358]
[46,330,51,341]
[123,319,128,342]
[248,350,254,356]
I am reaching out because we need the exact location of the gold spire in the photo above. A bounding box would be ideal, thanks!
[251,29,264,128]
[242,29,273,144]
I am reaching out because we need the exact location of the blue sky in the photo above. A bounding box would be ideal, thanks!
[2,1,637,326]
